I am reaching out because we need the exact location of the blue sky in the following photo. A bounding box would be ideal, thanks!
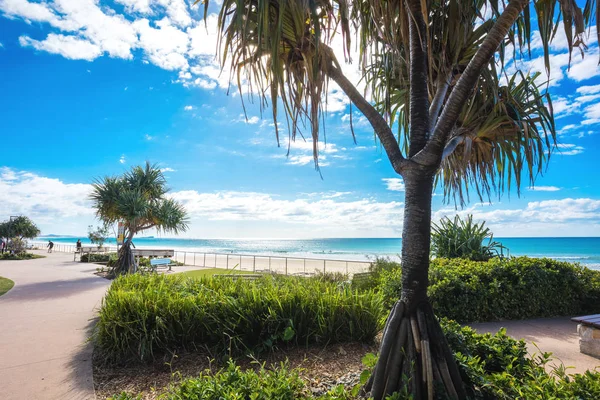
[0,0,599,238]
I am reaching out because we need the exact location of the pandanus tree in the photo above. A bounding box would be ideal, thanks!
[200,0,597,398]
[89,163,188,276]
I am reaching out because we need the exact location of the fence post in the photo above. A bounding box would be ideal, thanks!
[214,254,217,268]
[193,252,196,266]
[323,259,326,274]
[304,258,306,274]
[203,253,206,267]
[226,255,229,269]
[269,257,271,272]
[184,252,187,265]
[240,255,242,270]
[285,258,288,275]
[253,256,256,272]
[346,261,348,275]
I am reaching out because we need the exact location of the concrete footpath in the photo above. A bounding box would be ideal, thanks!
[471,318,600,374]
[0,250,110,400]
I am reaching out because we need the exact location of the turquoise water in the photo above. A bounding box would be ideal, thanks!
[36,236,600,269]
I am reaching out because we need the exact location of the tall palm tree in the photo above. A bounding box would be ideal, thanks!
[200,0,596,398]
[89,162,188,276]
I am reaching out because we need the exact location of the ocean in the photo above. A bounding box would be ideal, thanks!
[36,236,600,270]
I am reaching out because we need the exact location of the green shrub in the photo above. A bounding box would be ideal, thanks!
[109,319,600,400]
[351,257,399,292]
[81,252,118,263]
[431,214,507,261]
[94,274,385,363]
[372,257,600,322]
[0,252,44,260]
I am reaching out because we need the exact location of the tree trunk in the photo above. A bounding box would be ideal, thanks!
[367,171,466,400]
[111,231,136,277]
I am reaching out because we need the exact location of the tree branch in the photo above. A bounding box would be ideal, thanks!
[406,0,430,157]
[429,71,452,129]
[325,56,406,174]
[413,0,529,167]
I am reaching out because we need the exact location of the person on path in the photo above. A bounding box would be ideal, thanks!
[47,240,54,253]
[0,239,5,254]
[76,239,82,252]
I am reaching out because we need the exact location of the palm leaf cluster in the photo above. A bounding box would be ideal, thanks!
[90,162,188,238]
[202,0,596,200]
[90,162,188,276]
[431,214,507,261]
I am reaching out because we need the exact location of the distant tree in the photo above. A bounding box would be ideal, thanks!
[0,216,40,240]
[89,162,189,276]
[0,216,40,254]
[88,225,111,248]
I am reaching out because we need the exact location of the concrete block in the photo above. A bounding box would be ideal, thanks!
[578,324,600,359]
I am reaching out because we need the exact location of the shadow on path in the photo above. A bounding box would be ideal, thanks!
[1,277,108,302]
[64,317,98,399]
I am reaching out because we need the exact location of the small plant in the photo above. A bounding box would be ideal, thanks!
[431,214,507,261]
[88,224,111,248]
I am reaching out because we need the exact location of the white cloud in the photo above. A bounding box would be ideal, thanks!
[144,134,154,140]
[382,178,405,192]
[19,34,102,61]
[160,167,176,173]
[434,198,600,237]
[556,143,584,156]
[133,17,189,70]
[170,190,403,231]
[577,84,600,95]
[0,168,93,224]
[0,42,3,48]
[184,105,194,111]
[528,186,560,192]
[119,154,126,164]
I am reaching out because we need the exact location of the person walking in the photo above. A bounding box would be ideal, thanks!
[76,239,82,252]
[47,240,54,253]
[0,239,5,254]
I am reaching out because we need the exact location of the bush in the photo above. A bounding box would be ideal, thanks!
[81,252,118,263]
[431,214,507,261]
[94,274,385,363]
[110,319,600,400]
[0,252,44,260]
[369,257,600,322]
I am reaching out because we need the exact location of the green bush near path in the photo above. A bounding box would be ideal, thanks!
[94,274,385,363]
[0,276,14,297]
[109,319,600,400]
[360,257,600,322]
[0,253,45,261]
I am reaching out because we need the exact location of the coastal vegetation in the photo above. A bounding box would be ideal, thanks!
[0,216,42,258]
[431,215,506,261]
[89,162,189,277]
[201,0,599,398]
[88,224,111,249]
[108,317,600,400]
[0,276,14,297]
[359,257,600,322]
[93,274,384,363]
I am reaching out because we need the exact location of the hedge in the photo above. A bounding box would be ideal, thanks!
[94,274,385,363]
[363,257,600,323]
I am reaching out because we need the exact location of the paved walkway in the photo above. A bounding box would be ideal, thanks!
[471,318,600,375]
[0,250,110,400]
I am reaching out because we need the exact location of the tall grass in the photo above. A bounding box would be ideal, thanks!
[94,274,385,363]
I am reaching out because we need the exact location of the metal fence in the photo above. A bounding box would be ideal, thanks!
[30,241,373,276]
